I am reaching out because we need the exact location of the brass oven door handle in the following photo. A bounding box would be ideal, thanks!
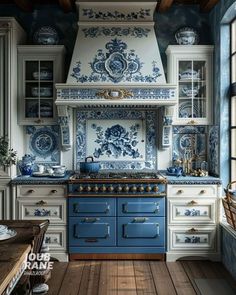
[82,218,100,223]
[133,217,148,223]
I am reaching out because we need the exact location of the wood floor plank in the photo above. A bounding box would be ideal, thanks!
[166,262,196,295]
[133,261,156,295]
[117,261,137,295]
[47,262,68,295]
[98,261,118,295]
[150,261,177,295]
[78,261,101,295]
[58,261,85,295]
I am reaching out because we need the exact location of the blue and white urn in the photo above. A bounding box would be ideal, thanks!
[18,154,35,177]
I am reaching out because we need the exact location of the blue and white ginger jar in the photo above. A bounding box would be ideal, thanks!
[18,154,35,177]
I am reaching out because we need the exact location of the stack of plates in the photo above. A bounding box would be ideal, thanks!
[0,225,17,241]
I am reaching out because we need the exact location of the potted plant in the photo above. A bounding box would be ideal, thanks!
[0,136,17,173]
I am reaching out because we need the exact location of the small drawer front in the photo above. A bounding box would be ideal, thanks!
[44,226,66,251]
[168,199,216,224]
[69,217,116,246]
[69,198,115,216]
[18,185,65,198]
[118,198,165,216]
[118,217,165,246]
[168,185,217,198]
[18,199,66,224]
[168,226,216,251]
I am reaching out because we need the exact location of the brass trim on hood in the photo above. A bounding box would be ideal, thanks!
[96,89,133,100]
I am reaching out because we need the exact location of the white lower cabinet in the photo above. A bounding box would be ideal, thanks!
[14,184,68,261]
[167,184,221,262]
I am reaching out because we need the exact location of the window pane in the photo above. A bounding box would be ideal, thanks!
[231,128,236,158]
[231,96,236,126]
[231,160,236,180]
[232,53,236,83]
[231,19,236,54]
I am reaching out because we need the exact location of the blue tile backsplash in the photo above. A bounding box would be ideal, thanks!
[26,125,60,164]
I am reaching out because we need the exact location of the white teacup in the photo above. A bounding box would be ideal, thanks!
[52,165,66,175]
[38,164,45,174]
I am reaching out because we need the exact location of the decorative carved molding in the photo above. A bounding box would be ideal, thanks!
[96,89,133,100]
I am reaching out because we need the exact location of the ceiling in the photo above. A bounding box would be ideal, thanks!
[0,0,219,13]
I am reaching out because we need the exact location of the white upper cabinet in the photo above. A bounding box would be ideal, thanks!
[166,45,213,125]
[17,46,65,125]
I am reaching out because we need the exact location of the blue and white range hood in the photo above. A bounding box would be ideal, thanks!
[56,0,177,110]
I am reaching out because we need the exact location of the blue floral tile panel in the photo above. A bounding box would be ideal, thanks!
[208,125,219,176]
[76,109,157,170]
[26,126,60,164]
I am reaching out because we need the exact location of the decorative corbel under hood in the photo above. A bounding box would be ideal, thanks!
[55,0,177,149]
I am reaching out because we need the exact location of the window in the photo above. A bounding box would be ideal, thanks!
[230,18,236,180]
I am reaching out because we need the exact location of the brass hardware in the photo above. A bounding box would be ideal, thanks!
[187,228,198,233]
[145,185,152,192]
[85,239,98,243]
[96,89,133,100]
[153,185,159,192]
[51,189,57,194]
[187,200,198,206]
[36,200,47,206]
[177,189,184,194]
[200,190,206,194]
[133,217,148,223]
[83,217,99,223]
[34,119,43,124]
[28,189,35,194]
[187,120,197,125]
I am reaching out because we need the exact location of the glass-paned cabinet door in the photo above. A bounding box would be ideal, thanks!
[18,46,65,125]
[166,46,213,125]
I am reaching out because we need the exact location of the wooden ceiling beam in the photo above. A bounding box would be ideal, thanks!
[157,0,175,13]
[13,0,33,12]
[200,0,219,12]
[58,0,74,12]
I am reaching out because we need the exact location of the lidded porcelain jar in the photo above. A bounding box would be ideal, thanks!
[18,154,35,177]
[175,27,199,45]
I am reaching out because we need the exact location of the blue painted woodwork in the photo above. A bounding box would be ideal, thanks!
[69,216,116,247]
[69,247,166,254]
[118,217,165,247]
[68,198,115,216]
[118,198,165,216]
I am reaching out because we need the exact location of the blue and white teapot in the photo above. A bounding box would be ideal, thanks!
[18,154,35,177]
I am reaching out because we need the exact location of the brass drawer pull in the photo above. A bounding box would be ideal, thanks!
[187,228,198,233]
[83,218,99,223]
[133,217,148,223]
[36,200,47,206]
[177,189,184,194]
[28,189,35,194]
[200,190,206,194]
[187,200,198,206]
[51,190,57,194]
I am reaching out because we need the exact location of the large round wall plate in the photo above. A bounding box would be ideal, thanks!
[30,128,58,158]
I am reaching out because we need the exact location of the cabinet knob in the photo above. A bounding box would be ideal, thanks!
[187,200,198,206]
[116,185,123,192]
[124,185,130,192]
[153,185,159,192]
[131,185,137,192]
[177,189,184,194]
[93,185,99,192]
[51,189,57,194]
[28,189,35,194]
[138,186,144,192]
[200,190,206,194]
[108,185,114,192]
[36,200,47,206]
[77,185,83,192]
[145,185,152,192]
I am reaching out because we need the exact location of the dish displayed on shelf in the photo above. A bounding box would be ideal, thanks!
[32,172,51,177]
[31,87,53,97]
[179,101,201,118]
[0,229,17,241]
[33,26,59,45]
[179,69,200,80]
[181,86,199,97]
[175,27,199,45]
[32,67,53,80]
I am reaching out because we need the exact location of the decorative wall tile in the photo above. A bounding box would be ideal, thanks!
[26,126,60,164]
[82,27,151,38]
[76,109,157,170]
[172,126,207,164]
[208,126,219,176]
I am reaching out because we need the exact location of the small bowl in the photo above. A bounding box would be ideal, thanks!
[175,27,199,45]
[179,69,200,80]
[33,26,59,45]
[31,87,53,97]
[182,86,199,97]
[32,67,53,80]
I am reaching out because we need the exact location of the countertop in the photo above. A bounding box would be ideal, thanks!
[162,173,221,185]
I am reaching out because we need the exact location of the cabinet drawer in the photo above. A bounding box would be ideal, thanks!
[68,198,115,216]
[168,226,216,251]
[118,217,165,246]
[168,185,217,198]
[44,226,66,251]
[18,185,66,198]
[118,198,165,216]
[18,199,66,224]
[69,217,115,246]
[168,199,216,224]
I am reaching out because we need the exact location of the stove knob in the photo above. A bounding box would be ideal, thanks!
[145,185,152,192]
[124,185,130,192]
[100,185,107,192]
[93,185,99,192]
[108,185,114,192]
[131,185,137,192]
[77,185,84,192]
[86,185,91,192]
[138,185,144,192]
[153,185,159,192]
[116,185,122,192]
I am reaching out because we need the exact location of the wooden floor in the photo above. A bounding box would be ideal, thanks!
[47,260,236,295]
